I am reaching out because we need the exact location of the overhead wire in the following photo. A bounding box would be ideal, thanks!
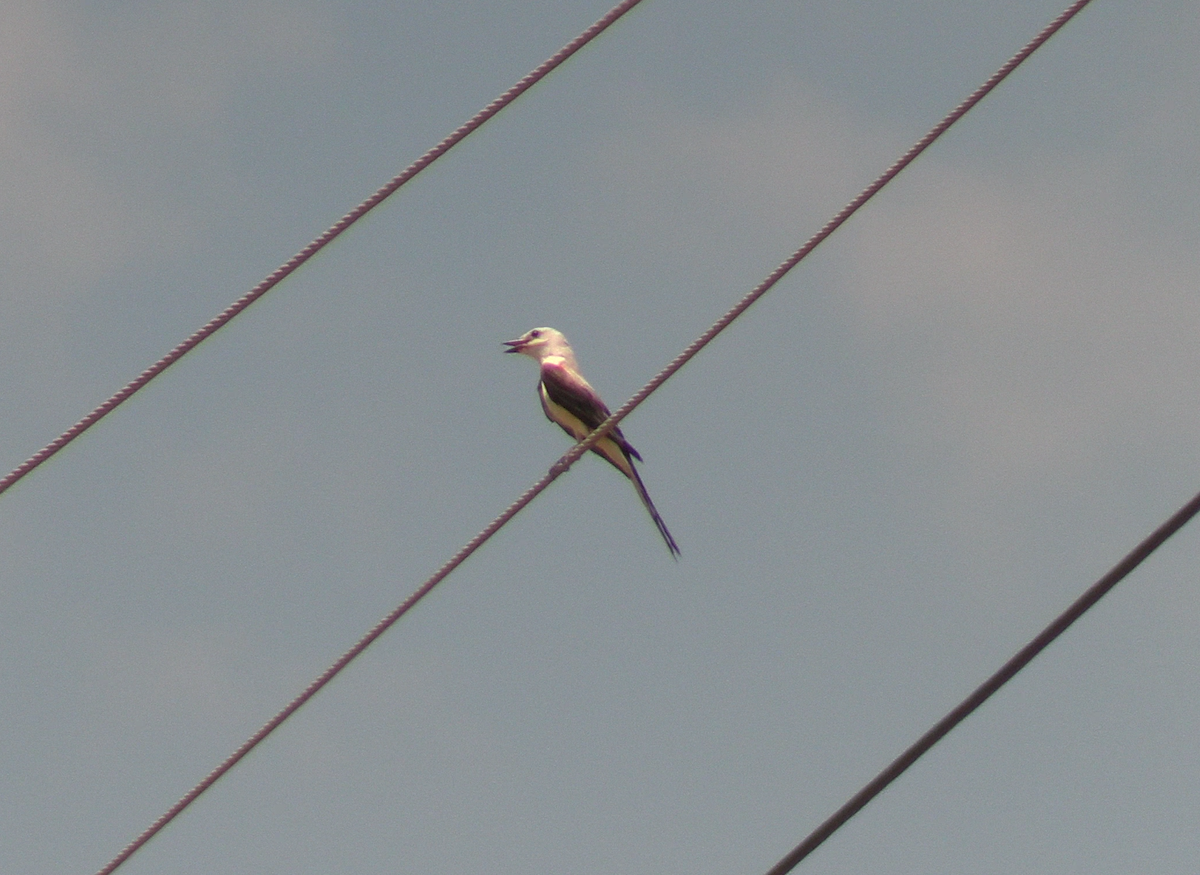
[93,0,1099,872]
[84,2,648,872]
[0,0,645,502]
[763,485,1200,875]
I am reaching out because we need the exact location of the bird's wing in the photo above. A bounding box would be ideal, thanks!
[539,362,643,462]
[539,362,677,558]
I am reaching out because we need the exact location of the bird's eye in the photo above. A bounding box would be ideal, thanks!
[529,330,541,338]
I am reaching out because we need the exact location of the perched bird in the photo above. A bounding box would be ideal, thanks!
[504,327,680,558]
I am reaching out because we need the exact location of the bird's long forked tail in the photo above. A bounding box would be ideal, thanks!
[626,463,681,559]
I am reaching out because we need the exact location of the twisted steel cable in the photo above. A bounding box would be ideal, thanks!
[95,0,1096,872]
[0,0,645,501]
[88,2,647,872]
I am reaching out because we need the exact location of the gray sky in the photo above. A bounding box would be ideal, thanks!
[3,1,1199,872]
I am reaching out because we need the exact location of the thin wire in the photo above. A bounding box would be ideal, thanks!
[763,485,1200,875]
[89,2,647,873]
[596,0,1097,435]
[95,0,1094,871]
[0,0,645,503]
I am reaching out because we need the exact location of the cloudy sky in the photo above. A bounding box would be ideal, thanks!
[3,1,1199,872]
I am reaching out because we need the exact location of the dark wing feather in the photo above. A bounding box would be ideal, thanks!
[538,364,676,557]
[539,365,643,461]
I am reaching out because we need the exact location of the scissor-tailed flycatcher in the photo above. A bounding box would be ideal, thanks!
[504,327,680,557]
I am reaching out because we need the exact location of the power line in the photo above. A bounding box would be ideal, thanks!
[85,3,647,872]
[763,485,1200,874]
[0,0,645,503]
[601,0,1098,428]
[92,1,1097,872]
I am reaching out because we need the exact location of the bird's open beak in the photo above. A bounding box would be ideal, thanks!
[502,338,525,353]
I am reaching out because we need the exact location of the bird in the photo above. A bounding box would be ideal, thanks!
[504,327,680,558]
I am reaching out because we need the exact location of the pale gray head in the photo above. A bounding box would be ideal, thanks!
[502,327,574,363]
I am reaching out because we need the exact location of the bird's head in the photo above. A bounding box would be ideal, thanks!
[503,327,568,361]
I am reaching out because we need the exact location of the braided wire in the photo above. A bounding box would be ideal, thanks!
[0,0,645,500]
[93,0,1096,871]
[89,3,647,872]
